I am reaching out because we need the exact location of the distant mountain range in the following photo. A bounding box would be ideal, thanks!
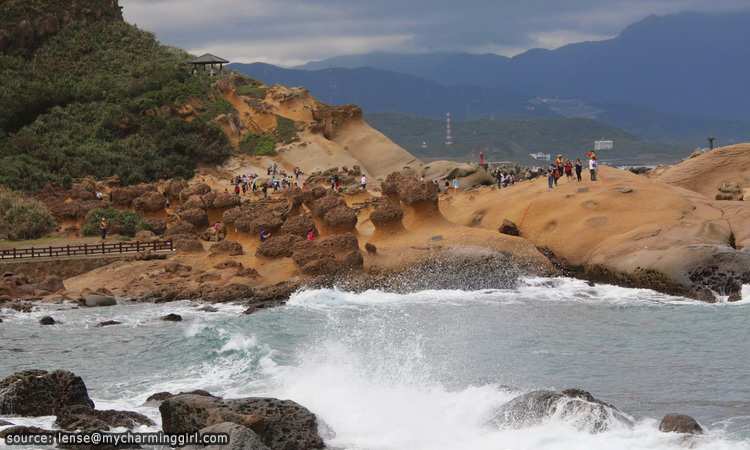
[295,11,750,122]
[231,62,750,147]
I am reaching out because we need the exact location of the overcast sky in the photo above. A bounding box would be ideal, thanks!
[121,0,750,67]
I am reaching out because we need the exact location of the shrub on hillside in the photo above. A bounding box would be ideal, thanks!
[81,208,151,238]
[239,132,276,156]
[0,187,56,240]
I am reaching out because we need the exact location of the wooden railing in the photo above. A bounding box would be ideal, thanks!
[0,240,173,261]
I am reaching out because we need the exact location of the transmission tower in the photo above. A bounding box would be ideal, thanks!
[445,112,453,146]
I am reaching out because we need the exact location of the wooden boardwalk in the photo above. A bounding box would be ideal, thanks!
[0,240,173,261]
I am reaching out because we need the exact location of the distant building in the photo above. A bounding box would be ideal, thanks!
[188,54,229,76]
[594,140,613,151]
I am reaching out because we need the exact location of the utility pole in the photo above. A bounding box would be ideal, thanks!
[707,133,715,150]
[445,113,452,146]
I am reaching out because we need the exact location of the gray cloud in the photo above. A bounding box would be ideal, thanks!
[121,0,750,66]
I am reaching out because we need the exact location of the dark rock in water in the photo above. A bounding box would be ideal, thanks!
[243,282,298,315]
[39,316,56,325]
[365,242,377,254]
[0,425,54,439]
[0,419,13,426]
[161,313,182,322]
[224,397,324,450]
[94,320,122,328]
[160,394,324,450]
[0,369,94,416]
[659,413,703,435]
[498,219,520,237]
[80,293,117,307]
[184,422,269,450]
[488,389,634,434]
[55,405,155,431]
[146,390,215,403]
[198,306,219,313]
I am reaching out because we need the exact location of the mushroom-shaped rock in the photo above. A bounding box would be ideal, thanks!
[179,183,212,204]
[166,220,197,237]
[209,240,244,256]
[146,217,167,235]
[213,192,241,209]
[222,206,245,224]
[311,194,346,219]
[163,179,189,199]
[323,205,358,231]
[370,201,405,232]
[291,233,363,276]
[133,191,166,212]
[280,214,317,238]
[256,235,304,259]
[135,230,158,242]
[179,208,210,229]
[173,236,205,253]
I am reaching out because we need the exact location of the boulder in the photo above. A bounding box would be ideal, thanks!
[135,250,166,261]
[311,194,346,219]
[94,320,122,328]
[199,283,254,303]
[133,191,165,212]
[370,201,405,232]
[146,390,216,404]
[166,220,197,236]
[291,233,363,276]
[160,394,324,450]
[209,240,244,256]
[146,217,167,236]
[658,413,703,435]
[179,208,210,229]
[185,422,269,450]
[213,192,241,209]
[499,219,520,237]
[243,282,298,315]
[184,194,208,210]
[236,213,285,236]
[323,205,357,231]
[488,389,634,434]
[256,235,303,259]
[110,184,157,207]
[222,206,245,224]
[163,179,189,199]
[165,262,192,274]
[39,316,56,325]
[174,236,205,253]
[134,230,158,242]
[55,405,155,431]
[36,275,65,293]
[365,242,377,254]
[179,183,212,204]
[80,293,116,307]
[280,214,317,238]
[0,370,95,416]
[161,313,182,322]
[397,177,438,206]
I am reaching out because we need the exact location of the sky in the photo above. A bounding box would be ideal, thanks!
[121,0,750,67]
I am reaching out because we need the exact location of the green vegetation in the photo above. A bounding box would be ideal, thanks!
[0,0,114,28]
[236,85,268,99]
[239,132,277,156]
[365,112,692,165]
[275,115,298,143]
[81,208,151,238]
[0,19,234,190]
[0,187,56,240]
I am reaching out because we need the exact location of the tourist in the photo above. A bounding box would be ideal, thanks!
[547,165,555,189]
[334,175,340,191]
[234,184,240,195]
[267,165,271,176]
[444,180,450,190]
[262,183,268,198]
[361,175,367,190]
[589,157,598,181]
[272,162,277,175]
[213,222,221,242]
[307,229,314,241]
[99,217,107,240]
[555,154,565,178]
[453,177,459,195]
[564,160,573,181]
[575,159,583,181]
[164,193,170,208]
[260,230,270,243]
[96,192,103,201]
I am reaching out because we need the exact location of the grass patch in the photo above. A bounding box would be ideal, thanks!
[239,132,277,156]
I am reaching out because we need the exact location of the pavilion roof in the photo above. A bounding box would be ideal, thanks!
[188,53,229,64]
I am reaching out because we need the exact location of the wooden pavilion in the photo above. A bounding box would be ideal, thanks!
[188,54,229,76]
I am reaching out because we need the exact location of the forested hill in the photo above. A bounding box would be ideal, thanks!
[0,0,235,190]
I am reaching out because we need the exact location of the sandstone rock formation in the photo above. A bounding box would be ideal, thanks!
[0,370,95,416]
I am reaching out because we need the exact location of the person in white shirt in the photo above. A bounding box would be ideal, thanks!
[360,175,366,190]
[589,157,598,181]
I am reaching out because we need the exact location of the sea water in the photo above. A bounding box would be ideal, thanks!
[1,277,749,449]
